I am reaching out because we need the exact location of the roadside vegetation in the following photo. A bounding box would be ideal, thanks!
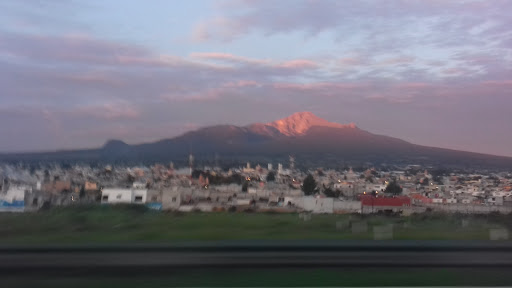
[0,205,509,244]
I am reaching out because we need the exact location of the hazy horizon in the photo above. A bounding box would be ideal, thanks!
[1,0,511,157]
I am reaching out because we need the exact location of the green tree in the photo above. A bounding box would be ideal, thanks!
[323,186,340,198]
[385,181,403,195]
[302,174,317,196]
[266,171,276,182]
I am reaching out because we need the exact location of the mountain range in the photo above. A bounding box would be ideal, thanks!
[2,112,512,169]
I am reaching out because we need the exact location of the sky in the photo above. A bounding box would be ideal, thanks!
[1,0,511,156]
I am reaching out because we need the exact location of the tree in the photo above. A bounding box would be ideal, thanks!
[385,181,403,195]
[302,174,317,196]
[323,187,340,198]
[266,171,276,182]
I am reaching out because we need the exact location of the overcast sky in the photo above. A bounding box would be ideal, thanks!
[1,0,511,156]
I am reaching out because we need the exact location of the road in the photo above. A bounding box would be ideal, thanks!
[1,240,512,275]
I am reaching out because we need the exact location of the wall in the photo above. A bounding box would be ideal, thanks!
[333,200,361,213]
[146,189,162,203]
[132,189,148,204]
[101,188,132,204]
[302,197,334,213]
[162,190,181,210]
[424,203,512,214]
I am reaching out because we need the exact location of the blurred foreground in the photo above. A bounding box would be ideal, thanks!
[0,205,510,243]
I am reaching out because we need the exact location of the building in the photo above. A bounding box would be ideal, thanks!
[360,196,411,214]
[42,181,71,194]
[132,189,148,204]
[162,188,181,210]
[0,186,26,212]
[84,181,98,191]
[101,188,133,204]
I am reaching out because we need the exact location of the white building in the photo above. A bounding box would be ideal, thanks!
[366,184,387,192]
[132,189,148,203]
[0,186,26,212]
[101,188,133,204]
[445,198,457,204]
[133,182,147,189]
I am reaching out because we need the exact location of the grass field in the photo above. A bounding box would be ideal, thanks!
[0,204,510,244]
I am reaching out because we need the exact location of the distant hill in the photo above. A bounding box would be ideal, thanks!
[1,111,512,169]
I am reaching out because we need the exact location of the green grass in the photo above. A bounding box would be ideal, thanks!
[0,204,509,244]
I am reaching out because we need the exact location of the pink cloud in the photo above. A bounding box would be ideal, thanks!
[277,59,318,69]
[339,57,363,66]
[365,94,414,104]
[378,57,415,66]
[222,80,260,88]
[273,82,361,91]
[189,52,270,65]
[395,82,431,89]
[74,104,140,120]
[482,80,512,86]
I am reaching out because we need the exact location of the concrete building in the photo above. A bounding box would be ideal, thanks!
[361,196,411,214]
[133,182,147,189]
[162,188,181,210]
[0,186,26,212]
[132,189,148,204]
[101,188,132,204]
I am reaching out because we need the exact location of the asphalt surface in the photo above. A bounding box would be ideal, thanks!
[1,241,512,275]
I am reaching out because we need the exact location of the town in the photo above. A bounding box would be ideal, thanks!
[1,156,512,215]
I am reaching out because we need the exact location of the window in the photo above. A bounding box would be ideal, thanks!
[32,198,38,206]
[116,194,122,199]
[172,197,177,202]
[134,196,143,202]
[102,195,108,201]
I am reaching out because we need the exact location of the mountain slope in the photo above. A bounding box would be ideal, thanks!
[1,112,511,169]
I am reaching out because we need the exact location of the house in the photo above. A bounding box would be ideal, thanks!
[162,189,181,210]
[146,189,162,210]
[487,196,504,206]
[133,181,147,189]
[461,198,473,204]
[101,188,132,204]
[432,198,443,204]
[360,196,411,214]
[366,184,387,192]
[84,181,97,191]
[42,181,71,194]
[0,186,26,212]
[445,198,457,204]
[132,189,147,204]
